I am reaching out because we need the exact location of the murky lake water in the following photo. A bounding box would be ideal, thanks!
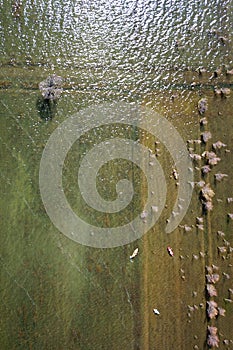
[0,1,233,349]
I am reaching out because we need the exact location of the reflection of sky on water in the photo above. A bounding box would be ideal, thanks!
[0,0,231,69]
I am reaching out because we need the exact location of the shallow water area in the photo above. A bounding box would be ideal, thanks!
[0,1,233,349]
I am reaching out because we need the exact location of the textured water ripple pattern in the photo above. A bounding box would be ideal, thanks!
[0,0,232,68]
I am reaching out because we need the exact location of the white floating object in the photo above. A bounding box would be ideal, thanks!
[130,248,139,260]
[172,168,179,180]
[167,246,174,257]
[151,205,158,213]
[140,211,148,219]
[153,308,160,315]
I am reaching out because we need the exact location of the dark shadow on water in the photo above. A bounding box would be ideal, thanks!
[36,97,57,121]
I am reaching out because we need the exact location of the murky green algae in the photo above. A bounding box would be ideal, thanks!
[1,1,233,349]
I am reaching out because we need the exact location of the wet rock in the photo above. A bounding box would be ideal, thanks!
[216,198,223,203]
[202,151,221,166]
[221,88,231,97]
[223,238,231,247]
[219,36,228,44]
[214,88,222,96]
[184,224,192,232]
[206,273,220,284]
[207,326,219,348]
[201,131,212,143]
[196,217,204,224]
[206,284,218,297]
[217,230,225,237]
[214,173,228,181]
[212,141,227,150]
[202,165,211,174]
[201,184,215,201]
[208,326,218,336]
[188,305,195,312]
[218,246,227,254]
[196,181,205,188]
[203,200,213,212]
[207,300,218,319]
[211,264,219,271]
[39,75,63,100]
[207,333,220,348]
[140,211,148,219]
[209,157,221,166]
[198,67,207,75]
[200,117,208,125]
[223,239,230,246]
[222,272,230,279]
[226,69,233,75]
[214,68,222,77]
[224,298,233,303]
[218,307,226,316]
[190,153,202,161]
[198,98,208,114]
[206,266,213,274]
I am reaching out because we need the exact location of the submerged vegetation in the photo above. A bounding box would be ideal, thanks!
[0,0,233,349]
